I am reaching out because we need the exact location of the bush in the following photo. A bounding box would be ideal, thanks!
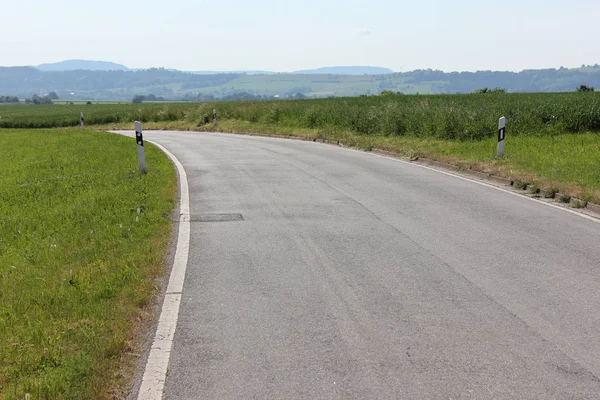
[577,85,594,93]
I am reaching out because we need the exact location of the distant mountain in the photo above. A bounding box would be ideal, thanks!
[37,59,130,72]
[293,66,394,75]
[188,70,276,75]
[3,64,600,101]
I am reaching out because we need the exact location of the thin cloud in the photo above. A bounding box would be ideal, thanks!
[357,28,372,37]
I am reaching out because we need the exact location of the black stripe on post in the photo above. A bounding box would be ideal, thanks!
[136,130,144,146]
[497,117,506,157]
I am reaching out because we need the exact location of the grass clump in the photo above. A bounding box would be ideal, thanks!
[571,199,587,208]
[513,180,528,190]
[528,184,541,194]
[544,187,559,198]
[559,193,572,203]
[0,129,177,399]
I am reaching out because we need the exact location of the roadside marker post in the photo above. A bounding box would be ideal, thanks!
[213,109,217,125]
[497,117,506,157]
[80,112,84,130]
[134,121,147,174]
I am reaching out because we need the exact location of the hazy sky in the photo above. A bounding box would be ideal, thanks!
[3,0,599,72]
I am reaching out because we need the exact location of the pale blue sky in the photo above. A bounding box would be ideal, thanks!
[3,0,599,72]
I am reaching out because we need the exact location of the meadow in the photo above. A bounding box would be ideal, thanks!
[0,129,176,398]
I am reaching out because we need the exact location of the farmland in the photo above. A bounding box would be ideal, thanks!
[2,92,600,139]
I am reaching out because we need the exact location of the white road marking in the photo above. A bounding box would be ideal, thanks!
[360,147,600,225]
[137,140,190,400]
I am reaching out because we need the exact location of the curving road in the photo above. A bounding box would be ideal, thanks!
[126,131,600,399]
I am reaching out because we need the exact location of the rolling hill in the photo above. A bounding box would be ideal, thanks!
[1,64,600,101]
[37,60,130,72]
[293,66,394,75]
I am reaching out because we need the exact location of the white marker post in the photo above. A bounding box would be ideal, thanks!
[80,112,84,130]
[213,109,217,125]
[134,121,147,174]
[497,117,506,157]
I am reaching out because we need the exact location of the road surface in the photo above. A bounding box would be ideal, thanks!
[127,131,600,399]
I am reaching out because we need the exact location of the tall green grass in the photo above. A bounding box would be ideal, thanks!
[187,92,600,139]
[2,92,600,140]
[0,104,191,129]
[0,129,176,399]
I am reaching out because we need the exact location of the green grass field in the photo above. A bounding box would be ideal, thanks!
[0,129,176,399]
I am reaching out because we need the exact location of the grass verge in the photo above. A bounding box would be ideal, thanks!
[95,119,600,205]
[0,128,177,399]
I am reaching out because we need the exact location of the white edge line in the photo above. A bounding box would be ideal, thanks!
[136,139,190,400]
[361,148,600,225]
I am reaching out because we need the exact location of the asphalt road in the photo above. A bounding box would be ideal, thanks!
[133,131,600,399]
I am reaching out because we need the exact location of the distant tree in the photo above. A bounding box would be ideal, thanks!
[86,101,93,104]
[39,96,53,104]
[293,92,306,99]
[0,95,19,103]
[220,92,264,102]
[473,87,505,94]
[132,95,145,103]
[48,91,59,99]
[577,84,595,92]
[27,95,53,105]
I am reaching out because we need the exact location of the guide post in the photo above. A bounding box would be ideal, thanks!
[497,117,506,157]
[134,121,147,174]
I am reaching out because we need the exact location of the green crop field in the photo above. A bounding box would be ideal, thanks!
[0,103,196,129]
[0,129,176,399]
[3,92,600,139]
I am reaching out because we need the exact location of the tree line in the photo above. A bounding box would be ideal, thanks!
[0,95,19,103]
